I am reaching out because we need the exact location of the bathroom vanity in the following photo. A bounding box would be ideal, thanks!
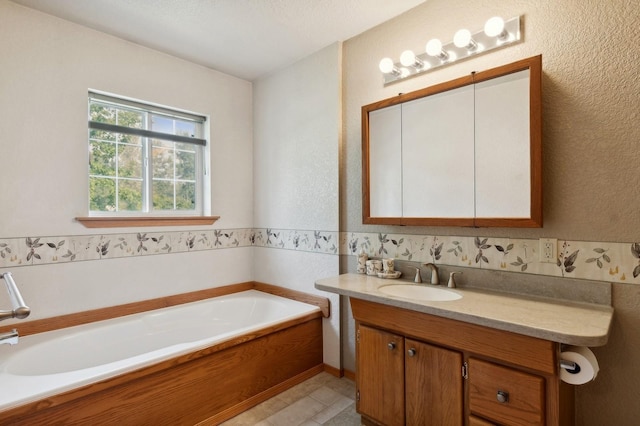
[315,274,612,426]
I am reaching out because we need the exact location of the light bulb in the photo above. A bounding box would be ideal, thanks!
[425,39,443,57]
[400,50,416,67]
[484,16,506,38]
[454,29,474,49]
[379,57,395,74]
[400,50,423,68]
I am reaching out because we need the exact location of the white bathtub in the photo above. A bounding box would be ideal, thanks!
[0,290,321,412]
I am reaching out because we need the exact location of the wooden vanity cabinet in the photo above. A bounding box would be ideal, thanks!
[351,298,574,426]
[357,325,464,426]
[357,326,406,426]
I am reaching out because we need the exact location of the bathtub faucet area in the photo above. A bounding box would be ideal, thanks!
[0,329,19,346]
[0,272,30,322]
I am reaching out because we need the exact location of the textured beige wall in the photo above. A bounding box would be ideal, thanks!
[341,1,640,424]
[342,0,640,243]
[253,44,341,368]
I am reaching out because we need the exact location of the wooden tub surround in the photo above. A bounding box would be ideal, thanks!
[0,282,329,425]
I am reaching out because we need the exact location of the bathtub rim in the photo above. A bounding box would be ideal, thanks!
[0,284,328,421]
[0,281,330,337]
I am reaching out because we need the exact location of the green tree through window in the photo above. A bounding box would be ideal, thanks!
[88,92,206,215]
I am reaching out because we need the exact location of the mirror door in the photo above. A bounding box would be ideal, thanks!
[362,55,542,228]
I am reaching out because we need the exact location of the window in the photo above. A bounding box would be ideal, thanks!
[88,92,208,216]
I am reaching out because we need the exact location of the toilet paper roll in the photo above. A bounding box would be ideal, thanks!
[560,346,599,385]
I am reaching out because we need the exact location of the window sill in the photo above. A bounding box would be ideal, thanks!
[75,216,220,228]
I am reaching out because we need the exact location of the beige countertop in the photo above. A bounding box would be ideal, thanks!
[315,273,613,347]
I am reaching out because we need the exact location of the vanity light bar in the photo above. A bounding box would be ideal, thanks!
[379,16,522,85]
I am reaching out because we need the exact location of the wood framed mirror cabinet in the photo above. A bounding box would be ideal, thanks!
[362,55,542,227]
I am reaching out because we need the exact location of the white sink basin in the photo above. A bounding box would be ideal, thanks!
[379,284,462,302]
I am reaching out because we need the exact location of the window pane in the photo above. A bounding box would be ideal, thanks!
[152,138,174,149]
[118,179,143,211]
[90,177,116,211]
[118,144,142,178]
[176,150,196,180]
[89,103,116,124]
[176,181,196,210]
[151,115,174,134]
[152,146,174,179]
[118,133,141,146]
[90,128,116,142]
[153,180,174,210]
[175,120,197,137]
[176,142,196,152]
[116,109,143,129]
[89,141,116,176]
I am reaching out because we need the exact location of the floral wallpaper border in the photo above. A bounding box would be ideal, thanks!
[0,228,338,268]
[2,228,640,285]
[341,232,640,285]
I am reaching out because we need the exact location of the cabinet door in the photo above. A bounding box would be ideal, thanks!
[357,324,405,426]
[405,339,463,426]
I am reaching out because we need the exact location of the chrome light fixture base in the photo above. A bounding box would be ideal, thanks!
[381,16,522,85]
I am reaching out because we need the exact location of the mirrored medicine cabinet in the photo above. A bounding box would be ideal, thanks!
[362,55,542,228]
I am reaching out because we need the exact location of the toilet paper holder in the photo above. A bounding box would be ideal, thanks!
[560,359,581,374]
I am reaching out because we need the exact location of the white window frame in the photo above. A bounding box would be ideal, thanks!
[87,91,210,217]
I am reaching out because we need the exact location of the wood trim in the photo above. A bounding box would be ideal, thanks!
[323,363,343,378]
[350,298,557,375]
[75,216,220,228]
[363,216,476,227]
[254,282,330,318]
[0,281,330,336]
[343,369,356,381]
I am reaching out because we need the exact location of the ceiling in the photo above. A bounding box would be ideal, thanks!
[11,0,426,81]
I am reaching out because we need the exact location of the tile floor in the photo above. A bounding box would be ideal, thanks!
[220,372,361,425]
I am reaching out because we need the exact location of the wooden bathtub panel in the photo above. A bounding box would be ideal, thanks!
[0,318,323,425]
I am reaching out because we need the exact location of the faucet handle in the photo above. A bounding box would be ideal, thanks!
[414,267,422,283]
[447,271,462,288]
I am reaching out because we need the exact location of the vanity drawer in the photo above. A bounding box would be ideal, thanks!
[468,416,497,426]
[469,358,545,426]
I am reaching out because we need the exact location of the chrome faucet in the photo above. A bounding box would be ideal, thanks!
[0,272,30,346]
[423,263,439,285]
[0,329,19,345]
[0,272,30,322]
